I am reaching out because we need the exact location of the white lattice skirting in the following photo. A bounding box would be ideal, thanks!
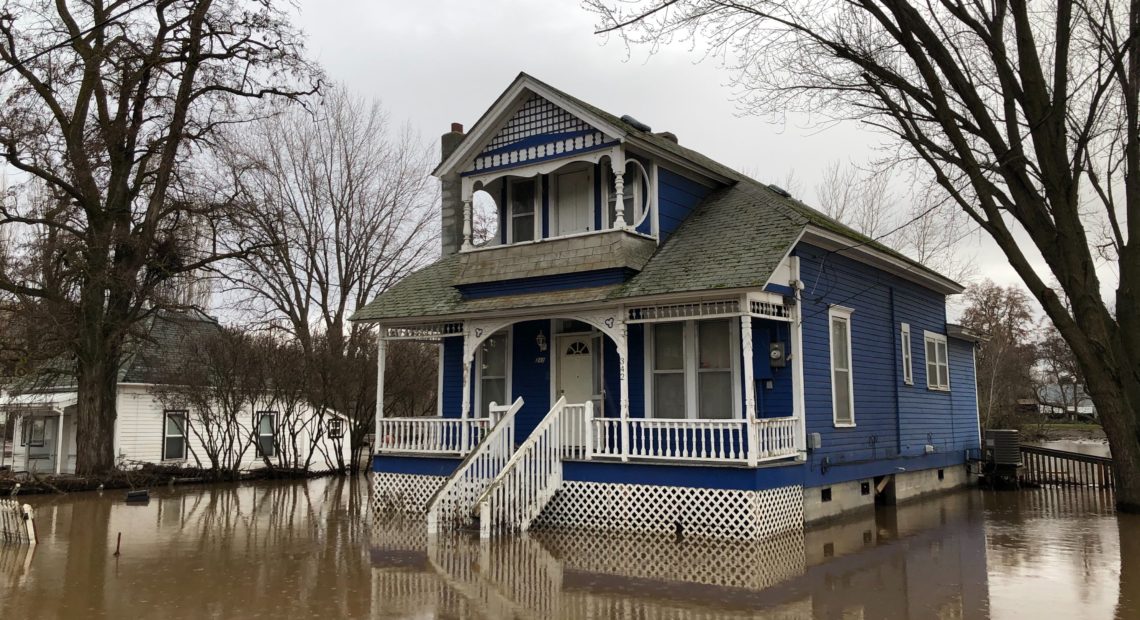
[532,481,804,541]
[372,472,446,514]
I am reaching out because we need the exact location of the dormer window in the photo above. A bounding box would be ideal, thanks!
[508,178,536,243]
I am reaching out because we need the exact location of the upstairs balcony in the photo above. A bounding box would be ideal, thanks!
[456,145,658,285]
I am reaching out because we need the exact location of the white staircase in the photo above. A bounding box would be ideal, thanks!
[426,397,524,534]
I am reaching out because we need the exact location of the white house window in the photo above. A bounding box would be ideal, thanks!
[327,417,345,439]
[925,332,950,391]
[22,417,45,447]
[163,411,188,461]
[257,412,276,458]
[508,178,536,243]
[650,319,739,420]
[478,330,509,417]
[829,307,855,426]
[605,164,645,227]
[901,323,913,385]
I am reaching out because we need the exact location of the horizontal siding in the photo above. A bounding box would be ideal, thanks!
[512,320,553,440]
[441,337,464,420]
[657,167,712,241]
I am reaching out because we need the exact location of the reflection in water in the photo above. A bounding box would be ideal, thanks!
[0,480,1134,619]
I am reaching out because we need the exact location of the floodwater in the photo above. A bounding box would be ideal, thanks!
[1,478,1137,619]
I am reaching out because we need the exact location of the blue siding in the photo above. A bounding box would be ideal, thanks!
[565,459,804,491]
[457,268,632,299]
[795,242,979,487]
[373,454,461,476]
[751,319,795,418]
[603,324,645,418]
[948,338,980,448]
[511,320,553,440]
[541,173,550,239]
[441,337,464,420]
[657,167,713,241]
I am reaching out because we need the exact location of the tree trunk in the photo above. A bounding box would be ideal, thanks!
[74,352,119,474]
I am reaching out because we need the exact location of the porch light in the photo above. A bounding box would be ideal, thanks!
[535,330,548,352]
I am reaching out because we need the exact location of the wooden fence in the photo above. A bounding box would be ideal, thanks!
[1020,445,1114,489]
[0,499,36,545]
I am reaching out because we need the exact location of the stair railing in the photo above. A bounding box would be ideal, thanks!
[475,396,568,539]
[426,397,524,534]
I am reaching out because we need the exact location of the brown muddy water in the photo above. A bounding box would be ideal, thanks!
[1,477,1137,619]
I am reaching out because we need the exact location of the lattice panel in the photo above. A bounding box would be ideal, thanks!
[535,526,805,591]
[372,472,446,515]
[532,481,803,541]
[470,94,609,172]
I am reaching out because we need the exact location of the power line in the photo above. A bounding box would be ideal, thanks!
[0,1,156,77]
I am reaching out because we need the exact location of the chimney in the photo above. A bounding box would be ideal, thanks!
[439,123,465,257]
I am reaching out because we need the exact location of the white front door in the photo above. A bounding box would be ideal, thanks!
[555,169,591,235]
[558,335,599,451]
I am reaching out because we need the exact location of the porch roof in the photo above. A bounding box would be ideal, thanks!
[0,391,77,413]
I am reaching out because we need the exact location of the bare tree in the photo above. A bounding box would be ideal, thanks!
[587,0,1140,509]
[1038,319,1090,421]
[217,85,436,470]
[0,1,321,473]
[960,280,1038,429]
[814,162,894,238]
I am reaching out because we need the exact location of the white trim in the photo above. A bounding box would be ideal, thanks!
[162,410,188,462]
[436,342,445,418]
[646,318,741,420]
[801,226,963,295]
[923,330,951,391]
[474,326,513,418]
[901,323,914,385]
[789,257,807,456]
[828,306,855,427]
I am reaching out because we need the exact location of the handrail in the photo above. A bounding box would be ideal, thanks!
[426,397,524,534]
[1019,444,1114,488]
[476,396,568,539]
[375,416,490,455]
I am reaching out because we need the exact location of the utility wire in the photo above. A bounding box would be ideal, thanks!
[0,0,157,77]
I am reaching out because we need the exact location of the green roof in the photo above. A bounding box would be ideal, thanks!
[352,74,959,323]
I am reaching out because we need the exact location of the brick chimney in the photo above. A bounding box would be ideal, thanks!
[439,122,466,257]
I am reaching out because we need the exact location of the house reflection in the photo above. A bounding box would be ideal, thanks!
[370,492,992,619]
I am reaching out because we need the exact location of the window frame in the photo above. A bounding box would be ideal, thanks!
[924,331,951,391]
[327,417,345,440]
[256,411,277,458]
[645,318,741,420]
[162,410,188,461]
[507,177,538,243]
[901,323,914,385]
[24,417,46,448]
[828,306,856,427]
[475,327,512,418]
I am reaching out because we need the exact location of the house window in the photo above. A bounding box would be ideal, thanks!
[478,330,509,417]
[256,412,276,458]
[829,307,855,426]
[925,332,950,390]
[508,178,536,243]
[327,417,345,439]
[605,164,645,227]
[650,319,739,419]
[163,411,188,461]
[901,323,913,385]
[22,417,46,448]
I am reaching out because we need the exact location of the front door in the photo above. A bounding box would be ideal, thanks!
[554,169,591,235]
[557,334,599,451]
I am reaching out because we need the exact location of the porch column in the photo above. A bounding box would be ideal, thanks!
[375,327,387,453]
[54,410,65,474]
[790,257,808,457]
[741,315,759,467]
[618,321,630,462]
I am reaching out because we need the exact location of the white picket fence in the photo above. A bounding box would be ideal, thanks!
[0,499,36,545]
[426,398,524,534]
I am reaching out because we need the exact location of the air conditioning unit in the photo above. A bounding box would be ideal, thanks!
[985,429,1021,466]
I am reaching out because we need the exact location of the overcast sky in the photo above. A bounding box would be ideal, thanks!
[295,0,1081,312]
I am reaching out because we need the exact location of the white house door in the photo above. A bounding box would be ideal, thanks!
[558,335,599,451]
[555,169,591,235]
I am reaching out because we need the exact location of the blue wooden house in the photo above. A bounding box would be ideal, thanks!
[354,73,981,540]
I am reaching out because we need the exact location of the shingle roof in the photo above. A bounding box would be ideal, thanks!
[352,74,958,323]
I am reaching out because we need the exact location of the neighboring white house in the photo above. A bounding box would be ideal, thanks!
[1,311,350,475]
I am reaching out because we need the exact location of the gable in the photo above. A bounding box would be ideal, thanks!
[466,93,616,174]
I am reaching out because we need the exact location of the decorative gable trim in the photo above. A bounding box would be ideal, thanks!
[434,73,628,177]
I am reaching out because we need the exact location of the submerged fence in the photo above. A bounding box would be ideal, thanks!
[1020,445,1114,489]
[0,499,36,545]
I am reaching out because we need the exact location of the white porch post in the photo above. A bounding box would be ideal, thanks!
[54,411,65,474]
[618,321,630,461]
[741,314,759,467]
[460,326,475,451]
[610,147,627,229]
[790,257,808,457]
[375,326,387,453]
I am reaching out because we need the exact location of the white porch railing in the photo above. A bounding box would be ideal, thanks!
[376,417,491,455]
[590,415,799,464]
[476,397,569,539]
[426,398,524,534]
